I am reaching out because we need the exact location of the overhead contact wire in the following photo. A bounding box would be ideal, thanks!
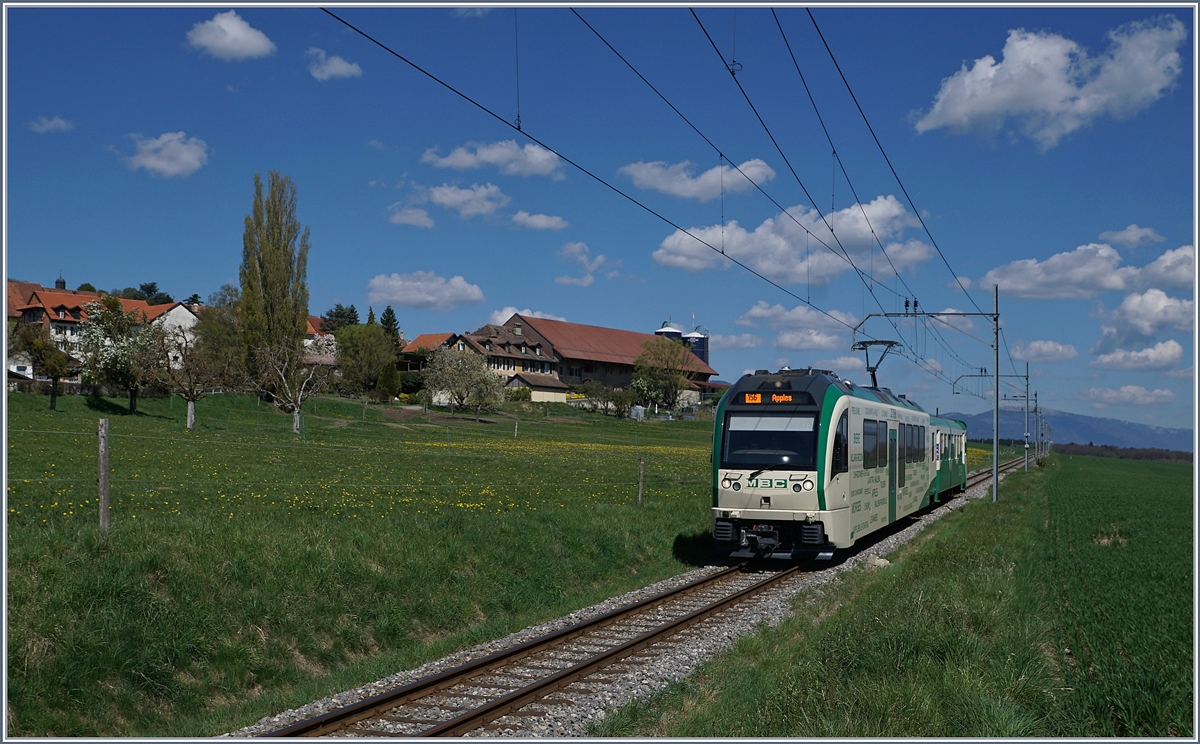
[320,7,861,335]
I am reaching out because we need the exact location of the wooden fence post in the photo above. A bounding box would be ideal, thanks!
[98,418,110,531]
[637,458,644,507]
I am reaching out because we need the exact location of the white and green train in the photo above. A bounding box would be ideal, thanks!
[711,367,968,560]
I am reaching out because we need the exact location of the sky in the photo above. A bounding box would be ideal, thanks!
[4,5,1196,430]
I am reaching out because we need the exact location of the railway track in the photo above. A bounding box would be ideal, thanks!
[263,456,1027,738]
[267,563,801,737]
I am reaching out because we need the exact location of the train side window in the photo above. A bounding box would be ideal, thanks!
[863,419,877,469]
[920,426,926,462]
[832,411,849,474]
[876,421,888,468]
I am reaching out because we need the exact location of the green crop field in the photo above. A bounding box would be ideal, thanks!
[5,391,715,736]
[595,453,1193,737]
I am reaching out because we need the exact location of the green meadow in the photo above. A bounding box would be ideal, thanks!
[6,391,716,736]
[595,453,1193,737]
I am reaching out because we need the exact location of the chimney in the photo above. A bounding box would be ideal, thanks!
[514,323,522,336]
[55,275,66,290]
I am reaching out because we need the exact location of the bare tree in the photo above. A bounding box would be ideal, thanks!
[10,322,75,410]
[250,338,332,433]
[157,325,226,430]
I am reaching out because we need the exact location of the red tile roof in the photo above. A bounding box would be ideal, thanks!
[507,372,570,390]
[402,333,454,354]
[512,315,716,376]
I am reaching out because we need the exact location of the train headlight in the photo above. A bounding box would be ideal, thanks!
[721,479,732,489]
[732,482,741,491]
[792,483,802,492]
[803,480,814,491]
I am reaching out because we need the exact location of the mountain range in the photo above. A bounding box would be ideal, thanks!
[940,407,1194,453]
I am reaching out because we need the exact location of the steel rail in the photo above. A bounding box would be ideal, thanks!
[419,565,801,736]
[266,562,751,737]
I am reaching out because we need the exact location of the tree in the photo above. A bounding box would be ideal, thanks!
[465,369,505,422]
[320,303,359,334]
[379,305,401,359]
[377,363,401,401]
[239,171,310,379]
[157,325,226,430]
[366,306,376,325]
[633,336,697,411]
[250,339,331,434]
[335,323,394,394]
[76,282,96,293]
[182,293,202,305]
[79,295,165,414]
[139,282,174,305]
[193,285,245,388]
[10,322,74,410]
[422,345,491,415]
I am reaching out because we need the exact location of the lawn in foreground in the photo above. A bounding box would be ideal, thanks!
[594,453,1193,737]
[6,392,715,736]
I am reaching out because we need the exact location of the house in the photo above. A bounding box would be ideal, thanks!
[400,333,454,372]
[409,313,719,405]
[6,278,198,382]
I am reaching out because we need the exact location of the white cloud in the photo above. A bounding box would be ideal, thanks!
[931,306,975,332]
[978,243,1136,299]
[1081,385,1175,407]
[653,195,929,285]
[421,141,562,177]
[618,158,775,201]
[1139,245,1194,293]
[428,183,510,217]
[1112,289,1193,336]
[1165,366,1194,379]
[555,242,615,287]
[709,333,763,350]
[388,205,434,228]
[186,10,276,61]
[512,211,568,230]
[1099,223,1165,248]
[453,8,492,17]
[306,48,362,81]
[126,132,208,177]
[814,356,866,374]
[1011,339,1079,362]
[367,139,386,149]
[735,301,856,351]
[915,16,1186,150]
[921,358,945,375]
[488,306,566,325]
[367,271,485,311]
[1090,339,1183,370]
[29,116,73,133]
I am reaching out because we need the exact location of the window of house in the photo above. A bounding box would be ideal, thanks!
[58,309,65,318]
[535,347,541,356]
[457,341,465,351]
[521,344,527,354]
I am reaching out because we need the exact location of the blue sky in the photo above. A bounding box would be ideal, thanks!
[5,5,1195,430]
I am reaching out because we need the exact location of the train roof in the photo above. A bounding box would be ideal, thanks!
[728,368,929,409]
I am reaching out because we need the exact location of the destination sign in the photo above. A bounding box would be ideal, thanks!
[741,392,796,404]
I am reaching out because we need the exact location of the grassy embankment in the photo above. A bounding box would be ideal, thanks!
[595,453,1193,737]
[6,391,716,736]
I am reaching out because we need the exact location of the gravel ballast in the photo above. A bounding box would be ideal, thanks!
[227,469,1011,738]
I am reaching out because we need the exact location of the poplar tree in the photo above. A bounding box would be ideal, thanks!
[239,171,310,372]
[379,305,401,359]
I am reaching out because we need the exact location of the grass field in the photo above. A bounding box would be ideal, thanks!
[594,453,1193,737]
[5,391,716,736]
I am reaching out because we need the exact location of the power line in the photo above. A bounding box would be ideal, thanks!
[770,8,975,373]
[805,7,984,315]
[569,8,905,302]
[320,7,863,335]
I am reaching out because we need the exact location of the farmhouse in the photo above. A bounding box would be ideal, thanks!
[407,313,719,404]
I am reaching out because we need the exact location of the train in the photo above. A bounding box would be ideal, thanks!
[711,367,968,560]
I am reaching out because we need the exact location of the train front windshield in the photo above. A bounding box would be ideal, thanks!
[722,414,818,469]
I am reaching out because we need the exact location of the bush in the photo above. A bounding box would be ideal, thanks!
[506,386,532,402]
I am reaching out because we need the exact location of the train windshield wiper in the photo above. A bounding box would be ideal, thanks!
[747,468,770,481]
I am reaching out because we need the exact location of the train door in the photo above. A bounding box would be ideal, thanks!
[888,428,897,523]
